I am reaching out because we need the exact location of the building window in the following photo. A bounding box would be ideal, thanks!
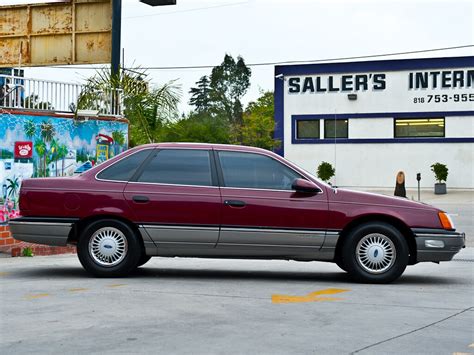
[324,119,348,138]
[394,118,445,138]
[296,120,320,139]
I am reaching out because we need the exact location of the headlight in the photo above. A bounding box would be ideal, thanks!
[438,212,455,230]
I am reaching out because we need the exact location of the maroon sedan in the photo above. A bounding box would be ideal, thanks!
[10,143,465,283]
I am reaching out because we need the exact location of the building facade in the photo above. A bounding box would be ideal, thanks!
[274,56,474,189]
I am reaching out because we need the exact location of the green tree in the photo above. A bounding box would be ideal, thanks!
[189,76,212,113]
[24,94,54,110]
[237,91,279,150]
[160,111,231,144]
[78,68,181,146]
[209,54,251,126]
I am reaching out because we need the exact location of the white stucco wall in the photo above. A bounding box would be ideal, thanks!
[284,141,474,189]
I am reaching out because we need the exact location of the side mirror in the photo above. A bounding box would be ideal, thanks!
[292,178,322,194]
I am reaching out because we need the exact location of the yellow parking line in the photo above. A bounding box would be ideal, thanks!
[272,288,350,304]
[0,272,8,277]
[107,284,126,288]
[24,293,50,300]
[68,288,88,292]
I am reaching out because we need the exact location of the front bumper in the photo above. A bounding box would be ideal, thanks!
[412,228,465,262]
[9,217,79,246]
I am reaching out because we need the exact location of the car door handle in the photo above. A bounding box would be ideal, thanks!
[132,195,149,203]
[224,200,246,207]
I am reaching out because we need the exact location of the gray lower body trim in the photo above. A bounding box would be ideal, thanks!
[141,224,219,249]
[141,224,340,260]
[9,220,73,246]
[412,228,465,262]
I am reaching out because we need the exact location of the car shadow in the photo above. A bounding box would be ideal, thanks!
[8,265,468,285]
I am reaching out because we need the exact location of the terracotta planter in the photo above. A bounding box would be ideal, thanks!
[434,183,447,195]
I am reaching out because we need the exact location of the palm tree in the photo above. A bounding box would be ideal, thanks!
[77,67,181,146]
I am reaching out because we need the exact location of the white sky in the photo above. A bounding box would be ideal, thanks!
[2,0,474,114]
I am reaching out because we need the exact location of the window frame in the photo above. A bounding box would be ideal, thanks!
[324,119,349,139]
[130,148,219,187]
[393,117,446,138]
[214,150,304,192]
[95,148,155,183]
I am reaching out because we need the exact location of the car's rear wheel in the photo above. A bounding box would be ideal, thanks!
[77,219,141,277]
[341,222,409,283]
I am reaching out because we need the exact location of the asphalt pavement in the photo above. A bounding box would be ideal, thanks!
[1,250,473,355]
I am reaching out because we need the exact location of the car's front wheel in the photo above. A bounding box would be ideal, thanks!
[341,222,409,283]
[77,219,141,277]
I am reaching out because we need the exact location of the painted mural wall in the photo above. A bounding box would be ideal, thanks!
[0,112,128,223]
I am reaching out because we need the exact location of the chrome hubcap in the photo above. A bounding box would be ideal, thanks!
[89,227,128,267]
[356,233,396,274]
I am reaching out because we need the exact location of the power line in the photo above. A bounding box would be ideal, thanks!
[49,44,474,71]
[124,1,248,19]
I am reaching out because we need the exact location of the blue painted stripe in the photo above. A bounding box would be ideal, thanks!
[275,56,474,76]
[292,110,474,120]
[291,137,474,144]
[274,69,285,156]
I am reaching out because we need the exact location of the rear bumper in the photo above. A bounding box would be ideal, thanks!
[9,217,79,246]
[412,228,465,262]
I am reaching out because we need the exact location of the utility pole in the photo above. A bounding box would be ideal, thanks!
[111,0,177,76]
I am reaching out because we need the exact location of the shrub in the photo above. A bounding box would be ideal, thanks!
[430,163,448,183]
[22,247,34,257]
[317,162,335,182]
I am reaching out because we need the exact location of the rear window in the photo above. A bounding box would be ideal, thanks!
[96,149,153,181]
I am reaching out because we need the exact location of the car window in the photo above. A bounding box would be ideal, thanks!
[218,151,301,190]
[137,149,213,186]
[96,149,153,181]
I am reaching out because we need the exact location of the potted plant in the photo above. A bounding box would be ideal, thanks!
[317,161,335,184]
[430,162,448,194]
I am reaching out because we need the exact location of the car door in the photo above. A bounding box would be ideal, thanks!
[215,150,329,255]
[123,148,221,249]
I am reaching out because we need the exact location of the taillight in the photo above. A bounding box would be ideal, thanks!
[438,212,454,230]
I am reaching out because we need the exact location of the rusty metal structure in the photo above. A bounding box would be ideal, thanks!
[0,0,112,67]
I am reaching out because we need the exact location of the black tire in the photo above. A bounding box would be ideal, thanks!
[137,254,152,268]
[77,219,141,277]
[336,259,348,272]
[341,222,409,283]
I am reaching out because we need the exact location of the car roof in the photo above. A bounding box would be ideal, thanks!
[134,142,271,154]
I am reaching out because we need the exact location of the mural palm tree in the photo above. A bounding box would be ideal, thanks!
[112,130,126,155]
[24,119,36,139]
[40,120,55,176]
[6,176,20,208]
[57,144,68,176]
[49,139,59,176]
[34,140,46,177]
